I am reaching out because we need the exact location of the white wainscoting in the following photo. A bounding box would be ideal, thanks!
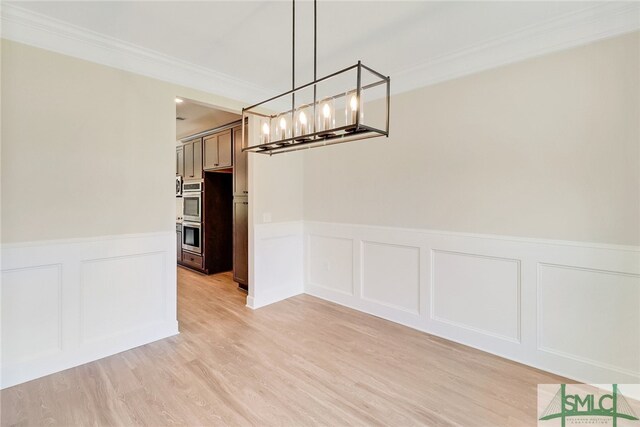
[1,232,178,389]
[304,221,640,384]
[247,221,304,309]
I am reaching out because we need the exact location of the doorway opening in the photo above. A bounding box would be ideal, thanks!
[175,97,248,292]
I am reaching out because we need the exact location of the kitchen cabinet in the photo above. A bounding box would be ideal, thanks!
[218,132,232,168]
[203,129,232,170]
[177,122,247,284]
[176,146,184,176]
[182,251,203,270]
[231,123,249,289]
[184,142,193,177]
[193,139,202,178]
[183,138,202,180]
[233,126,248,196]
[176,224,182,263]
[233,197,249,288]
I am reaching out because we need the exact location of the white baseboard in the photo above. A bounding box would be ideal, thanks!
[1,232,178,389]
[246,286,303,310]
[304,221,640,384]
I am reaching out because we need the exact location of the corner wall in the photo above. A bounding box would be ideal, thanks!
[301,32,640,384]
[247,137,305,309]
[0,40,246,388]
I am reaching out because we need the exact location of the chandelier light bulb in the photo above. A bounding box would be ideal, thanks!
[348,94,360,125]
[295,109,310,137]
[323,103,331,118]
[278,116,288,140]
[350,95,358,111]
[319,99,335,133]
[261,121,270,145]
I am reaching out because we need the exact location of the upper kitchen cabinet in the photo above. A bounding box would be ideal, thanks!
[233,125,248,196]
[194,139,202,178]
[203,129,232,170]
[184,141,193,177]
[176,145,184,176]
[183,138,202,180]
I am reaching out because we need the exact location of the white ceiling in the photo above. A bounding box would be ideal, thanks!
[176,98,241,140]
[3,1,639,103]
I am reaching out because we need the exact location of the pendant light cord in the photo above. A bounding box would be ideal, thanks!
[291,0,317,85]
[292,0,295,91]
[313,0,317,133]
[314,0,317,81]
[291,0,318,132]
[291,0,295,120]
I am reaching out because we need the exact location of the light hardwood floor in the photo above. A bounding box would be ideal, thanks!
[2,267,567,426]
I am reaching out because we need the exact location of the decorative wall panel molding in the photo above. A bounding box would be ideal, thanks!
[1,265,63,365]
[431,250,520,343]
[248,222,304,309]
[361,241,421,314]
[537,263,640,377]
[307,235,354,296]
[0,232,178,389]
[80,252,167,343]
[304,221,640,384]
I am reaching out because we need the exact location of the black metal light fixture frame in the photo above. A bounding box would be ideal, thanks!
[242,0,390,156]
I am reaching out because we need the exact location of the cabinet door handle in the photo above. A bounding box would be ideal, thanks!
[243,191,248,193]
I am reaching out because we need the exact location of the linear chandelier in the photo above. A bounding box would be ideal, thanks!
[242,0,390,155]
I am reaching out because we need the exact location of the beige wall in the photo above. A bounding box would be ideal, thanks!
[4,32,638,246]
[251,154,303,225]
[303,32,640,246]
[1,40,303,244]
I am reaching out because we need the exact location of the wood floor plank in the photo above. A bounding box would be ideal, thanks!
[1,268,568,426]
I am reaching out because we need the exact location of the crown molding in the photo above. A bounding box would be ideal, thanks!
[1,2,639,100]
[0,3,275,105]
[392,2,640,93]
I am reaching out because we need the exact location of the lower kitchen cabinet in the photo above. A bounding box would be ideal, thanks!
[233,197,249,288]
[181,251,204,270]
[176,224,182,262]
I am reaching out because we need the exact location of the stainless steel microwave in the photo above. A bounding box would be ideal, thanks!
[175,176,182,197]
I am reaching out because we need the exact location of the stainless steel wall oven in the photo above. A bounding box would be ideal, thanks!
[182,222,202,254]
[182,181,202,223]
